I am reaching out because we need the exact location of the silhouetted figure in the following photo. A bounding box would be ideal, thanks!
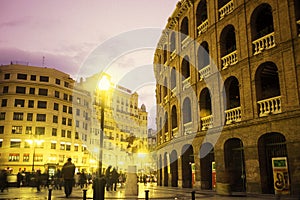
[79,171,87,188]
[35,170,42,192]
[0,169,8,192]
[105,166,112,191]
[111,168,119,191]
[62,158,75,198]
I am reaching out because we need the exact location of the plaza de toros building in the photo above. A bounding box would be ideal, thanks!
[154,0,300,196]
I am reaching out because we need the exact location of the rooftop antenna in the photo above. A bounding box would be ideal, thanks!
[42,56,45,67]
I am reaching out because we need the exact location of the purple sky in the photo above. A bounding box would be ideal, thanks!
[0,0,179,128]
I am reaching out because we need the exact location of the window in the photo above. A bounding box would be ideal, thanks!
[16,86,26,94]
[25,126,32,134]
[64,82,69,88]
[60,143,65,150]
[10,140,21,148]
[30,75,36,81]
[36,114,46,121]
[0,112,5,120]
[3,86,8,93]
[0,126,3,134]
[35,127,45,135]
[38,88,48,96]
[12,126,22,134]
[76,120,79,128]
[56,79,60,85]
[40,76,49,82]
[37,101,47,108]
[68,107,72,114]
[13,112,23,120]
[14,99,25,107]
[27,113,33,121]
[0,139,2,147]
[54,103,59,111]
[28,100,34,108]
[17,73,27,80]
[53,115,58,123]
[69,95,73,101]
[75,132,79,139]
[24,140,31,148]
[61,130,66,137]
[52,128,57,136]
[77,98,81,104]
[62,117,66,125]
[34,154,43,162]
[68,118,72,126]
[67,130,71,138]
[63,105,67,112]
[23,154,30,162]
[55,91,60,98]
[4,73,10,79]
[1,99,7,107]
[59,155,64,162]
[63,94,68,100]
[29,88,35,94]
[66,143,71,151]
[9,153,20,161]
[51,142,56,149]
[74,145,79,151]
[76,109,80,116]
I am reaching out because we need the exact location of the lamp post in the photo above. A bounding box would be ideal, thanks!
[93,74,110,200]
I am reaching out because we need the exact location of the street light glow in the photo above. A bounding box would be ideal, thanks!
[98,74,110,91]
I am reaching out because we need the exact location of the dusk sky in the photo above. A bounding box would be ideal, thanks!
[0,0,179,128]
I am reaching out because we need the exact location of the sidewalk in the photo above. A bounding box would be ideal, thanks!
[0,183,299,200]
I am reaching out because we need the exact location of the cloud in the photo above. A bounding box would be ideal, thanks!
[0,47,80,78]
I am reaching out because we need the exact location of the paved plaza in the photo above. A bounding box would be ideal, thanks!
[0,183,298,200]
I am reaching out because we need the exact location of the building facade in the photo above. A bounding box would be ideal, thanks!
[154,0,300,196]
[0,64,92,175]
[77,74,148,174]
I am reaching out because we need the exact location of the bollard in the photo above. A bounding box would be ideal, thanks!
[145,190,149,200]
[191,191,195,200]
[48,188,52,200]
[93,176,106,200]
[83,189,87,200]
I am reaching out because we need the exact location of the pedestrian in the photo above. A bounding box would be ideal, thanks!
[0,169,8,192]
[105,166,112,191]
[62,158,75,198]
[79,170,87,188]
[111,168,119,191]
[35,169,42,192]
[17,169,23,187]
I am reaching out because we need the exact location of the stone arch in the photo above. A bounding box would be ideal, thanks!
[182,144,194,188]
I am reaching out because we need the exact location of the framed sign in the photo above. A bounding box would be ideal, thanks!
[272,157,290,194]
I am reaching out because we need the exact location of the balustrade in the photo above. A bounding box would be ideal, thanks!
[182,77,191,90]
[252,32,275,55]
[201,115,213,130]
[219,0,234,20]
[221,50,238,69]
[197,19,208,36]
[181,37,190,49]
[199,64,211,81]
[257,96,281,117]
[225,107,241,124]
[183,122,193,135]
[170,50,177,61]
[172,127,178,138]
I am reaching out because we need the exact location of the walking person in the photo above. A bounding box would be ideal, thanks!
[35,169,42,192]
[111,168,119,191]
[105,166,112,191]
[62,158,75,198]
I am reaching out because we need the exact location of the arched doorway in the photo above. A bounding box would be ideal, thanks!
[164,153,169,186]
[200,142,215,190]
[158,155,162,186]
[182,144,194,188]
[224,138,246,192]
[170,150,178,187]
[258,132,288,194]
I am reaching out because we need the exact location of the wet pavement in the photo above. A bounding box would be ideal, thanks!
[0,183,298,200]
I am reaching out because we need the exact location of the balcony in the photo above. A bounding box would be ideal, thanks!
[221,50,238,69]
[225,107,241,124]
[163,96,168,104]
[201,115,213,130]
[252,32,275,55]
[257,96,281,117]
[172,127,178,138]
[199,64,211,81]
[219,0,234,20]
[181,37,190,50]
[171,87,177,98]
[197,19,208,36]
[170,50,177,61]
[164,132,170,142]
[183,121,193,135]
[182,77,191,90]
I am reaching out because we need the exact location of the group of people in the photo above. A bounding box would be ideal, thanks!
[105,166,119,191]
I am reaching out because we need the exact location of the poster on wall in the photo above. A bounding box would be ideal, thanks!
[272,157,290,195]
[212,161,216,190]
[191,163,196,186]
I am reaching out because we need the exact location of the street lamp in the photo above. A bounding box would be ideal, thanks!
[93,74,110,200]
[97,74,110,176]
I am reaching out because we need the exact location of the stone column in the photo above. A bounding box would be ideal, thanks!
[125,165,138,196]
